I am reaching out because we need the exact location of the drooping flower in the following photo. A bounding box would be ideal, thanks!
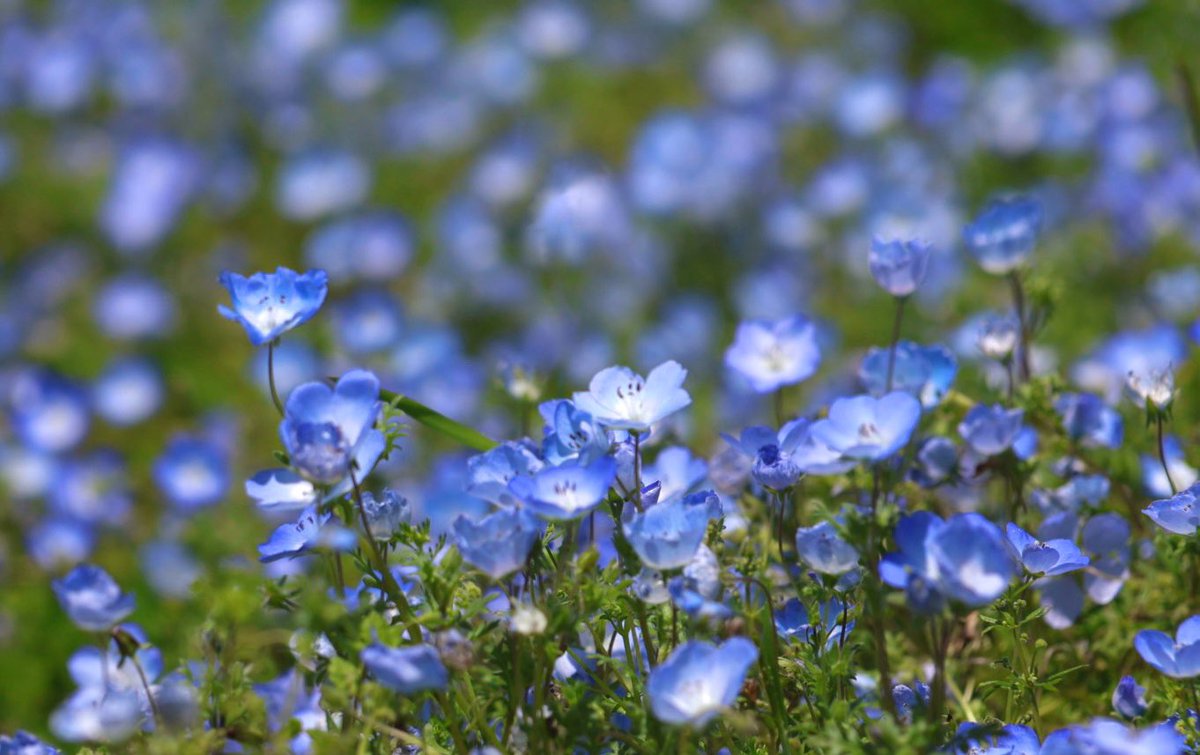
[809,392,922,461]
[1004,523,1089,576]
[1143,483,1200,535]
[452,508,543,579]
[962,195,1042,275]
[508,457,617,520]
[361,642,449,694]
[52,564,135,631]
[622,490,721,570]
[573,361,692,432]
[958,404,1025,456]
[859,341,957,408]
[1126,366,1175,409]
[279,370,385,485]
[1134,615,1200,678]
[794,521,859,575]
[724,315,822,393]
[218,267,328,346]
[360,489,411,539]
[868,236,931,297]
[257,506,355,563]
[1112,676,1147,720]
[646,638,758,728]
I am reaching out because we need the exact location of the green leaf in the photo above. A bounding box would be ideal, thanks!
[380,389,497,451]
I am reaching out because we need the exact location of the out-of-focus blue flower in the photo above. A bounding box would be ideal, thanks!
[860,341,957,407]
[810,392,922,461]
[139,541,201,600]
[218,267,328,347]
[280,370,384,485]
[93,274,177,341]
[254,668,327,754]
[1135,615,1200,678]
[99,139,196,255]
[50,451,131,527]
[509,457,616,520]
[360,489,410,540]
[794,521,859,575]
[0,731,59,754]
[466,440,545,506]
[1126,367,1175,409]
[1141,435,1197,498]
[452,508,543,579]
[962,195,1042,275]
[643,445,707,502]
[869,236,931,297]
[28,518,95,570]
[305,211,414,283]
[91,357,164,427]
[257,506,355,562]
[1074,325,1186,404]
[153,435,229,512]
[573,361,691,433]
[1010,0,1144,28]
[668,545,729,620]
[540,400,610,465]
[646,637,758,728]
[774,597,854,649]
[958,404,1025,456]
[1143,482,1200,535]
[622,490,720,569]
[1005,523,1089,576]
[911,436,958,486]
[276,148,370,221]
[1112,675,1147,719]
[526,169,630,263]
[52,564,135,631]
[1038,718,1184,755]
[724,315,822,393]
[881,512,1014,613]
[49,687,142,744]
[361,642,449,694]
[977,313,1021,360]
[8,369,89,453]
[331,289,404,354]
[950,722,1040,754]
[892,682,931,725]
[1055,393,1123,449]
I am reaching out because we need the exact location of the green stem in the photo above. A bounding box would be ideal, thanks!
[885,296,907,392]
[1157,413,1178,495]
[867,466,896,717]
[1007,272,1032,382]
[349,468,415,627]
[267,340,285,416]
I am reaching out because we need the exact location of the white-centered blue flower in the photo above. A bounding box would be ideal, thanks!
[218,266,328,346]
[573,361,692,433]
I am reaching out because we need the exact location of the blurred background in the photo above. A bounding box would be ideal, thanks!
[2,0,1200,734]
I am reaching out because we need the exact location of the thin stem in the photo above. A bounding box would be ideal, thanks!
[631,432,644,512]
[349,468,415,625]
[867,466,896,717]
[1007,272,1032,382]
[267,340,285,416]
[435,691,473,754]
[929,616,949,729]
[127,649,163,727]
[885,297,907,392]
[1157,413,1178,495]
[773,388,785,427]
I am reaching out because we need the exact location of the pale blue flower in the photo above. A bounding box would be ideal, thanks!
[218,267,328,346]
[573,361,691,432]
[646,638,758,728]
[724,315,822,393]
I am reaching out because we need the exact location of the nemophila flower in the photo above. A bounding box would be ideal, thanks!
[245,467,319,513]
[910,436,958,487]
[1141,436,1197,498]
[1032,474,1111,515]
[276,149,370,221]
[508,457,616,520]
[140,541,201,600]
[1126,366,1175,409]
[644,446,708,502]
[254,669,327,754]
[978,313,1020,359]
[91,357,164,427]
[50,451,132,527]
[810,392,922,461]
[0,731,59,754]
[280,370,384,485]
[360,489,410,539]
[540,399,610,465]
[8,369,89,454]
[93,274,177,341]
[860,341,957,407]
[891,682,932,725]
[306,211,415,283]
[669,545,730,620]
[332,289,404,354]
[466,440,545,506]
[958,404,1025,456]
[361,642,449,694]
[1055,393,1123,449]
[622,489,721,570]
[1112,675,1147,719]
[573,361,691,432]
[217,267,328,346]
[950,722,1040,754]
[1135,616,1200,678]
[724,315,821,393]
[28,518,95,570]
[52,564,135,631]
[257,506,355,563]
[774,597,854,649]
[794,521,859,575]
[1005,523,1089,576]
[50,687,143,744]
[1143,483,1200,535]
[1036,514,1132,629]
[869,236,931,297]
[64,624,162,720]
[723,422,807,490]
[646,637,758,728]
[452,508,543,579]
[1039,718,1185,755]
[1074,324,1185,405]
[152,435,229,512]
[962,195,1042,275]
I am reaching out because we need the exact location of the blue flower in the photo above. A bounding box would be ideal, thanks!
[466,440,545,505]
[1055,393,1123,449]
[810,392,922,461]
[860,341,957,407]
[360,489,411,539]
[1140,435,1197,498]
[794,521,859,575]
[0,731,59,754]
[361,642,449,694]
[722,422,810,490]
[1039,719,1185,754]
[892,682,931,725]
[622,490,721,569]
[958,404,1025,456]
[217,266,328,346]
[1004,523,1089,576]
[1144,483,1200,535]
[452,508,543,579]
[49,688,143,744]
[724,315,822,393]
[257,506,355,563]
[962,195,1042,275]
[92,357,164,426]
[152,435,230,511]
[911,436,958,486]
[280,370,385,485]
[668,546,730,621]
[774,597,854,649]
[508,457,616,520]
[573,361,691,432]
[1035,514,1132,629]
[52,564,135,631]
[950,722,1040,754]
[1112,675,1147,719]
[245,467,320,513]
[646,638,758,728]
[254,669,327,753]
[869,236,931,297]
[49,451,132,527]
[1134,615,1200,678]
[8,369,90,454]
[540,399,611,465]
